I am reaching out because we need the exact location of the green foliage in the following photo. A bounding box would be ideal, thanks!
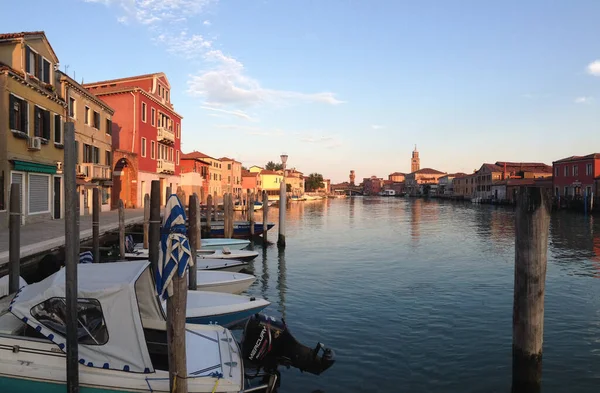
[305,173,324,192]
[265,161,283,171]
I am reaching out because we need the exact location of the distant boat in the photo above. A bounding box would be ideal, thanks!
[233,200,263,211]
[195,271,255,294]
[196,258,249,273]
[200,238,250,251]
[127,244,258,262]
[304,194,325,201]
[380,190,396,196]
[290,195,307,202]
[206,221,275,238]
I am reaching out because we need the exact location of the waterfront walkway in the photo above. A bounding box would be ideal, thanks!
[0,209,144,266]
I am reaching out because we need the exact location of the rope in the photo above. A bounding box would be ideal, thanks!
[171,374,177,393]
[211,378,220,393]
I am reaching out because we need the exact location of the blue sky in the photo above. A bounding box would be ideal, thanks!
[4,0,600,182]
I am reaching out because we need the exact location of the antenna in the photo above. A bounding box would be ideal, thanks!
[64,64,69,74]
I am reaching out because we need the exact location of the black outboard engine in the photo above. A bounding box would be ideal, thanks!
[241,314,335,375]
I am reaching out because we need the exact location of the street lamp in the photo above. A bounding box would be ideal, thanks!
[280,154,288,171]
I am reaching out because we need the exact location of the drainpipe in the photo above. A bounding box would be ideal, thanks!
[130,91,137,152]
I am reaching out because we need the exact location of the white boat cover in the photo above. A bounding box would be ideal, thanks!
[9,261,155,374]
[0,275,27,297]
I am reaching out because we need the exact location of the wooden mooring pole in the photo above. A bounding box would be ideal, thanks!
[64,121,80,393]
[118,199,125,259]
[143,193,150,249]
[149,181,161,275]
[166,186,172,207]
[188,194,198,291]
[278,180,286,248]
[213,191,217,221]
[249,192,255,238]
[228,193,234,238]
[206,194,213,234]
[512,186,551,393]
[9,183,20,294]
[92,188,100,264]
[262,190,269,243]
[223,193,231,238]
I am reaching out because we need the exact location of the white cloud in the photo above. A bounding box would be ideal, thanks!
[85,0,217,24]
[203,20,211,26]
[154,31,212,58]
[201,106,257,121]
[117,16,128,24]
[575,96,593,104]
[587,60,600,76]
[187,50,345,107]
[371,125,385,130]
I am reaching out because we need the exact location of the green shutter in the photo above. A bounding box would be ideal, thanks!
[43,110,50,139]
[34,107,40,137]
[25,46,31,72]
[9,95,15,130]
[54,114,61,143]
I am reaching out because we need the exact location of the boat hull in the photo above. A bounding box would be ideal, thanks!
[186,305,267,328]
[205,222,275,239]
[196,271,255,294]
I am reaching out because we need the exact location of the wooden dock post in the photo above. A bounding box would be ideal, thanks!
[278,180,286,248]
[249,192,255,237]
[512,186,551,393]
[143,193,150,249]
[228,193,234,238]
[188,194,198,290]
[8,183,21,294]
[194,193,201,248]
[262,191,269,243]
[64,121,80,393]
[118,199,125,259]
[223,193,231,238]
[149,181,161,275]
[166,186,172,207]
[206,194,213,234]
[92,187,100,264]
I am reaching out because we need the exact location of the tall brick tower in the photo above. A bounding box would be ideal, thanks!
[411,145,420,173]
[350,170,356,186]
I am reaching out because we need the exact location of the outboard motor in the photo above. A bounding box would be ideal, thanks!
[241,314,335,375]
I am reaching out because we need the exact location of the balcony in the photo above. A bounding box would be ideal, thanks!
[81,164,112,180]
[158,159,175,174]
[157,126,175,144]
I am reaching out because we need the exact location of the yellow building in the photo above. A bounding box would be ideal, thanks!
[249,166,283,199]
[59,72,114,215]
[220,157,242,196]
[0,31,67,227]
[183,151,222,198]
[285,168,304,196]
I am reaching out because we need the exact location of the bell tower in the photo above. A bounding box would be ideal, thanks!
[349,170,356,186]
[411,145,420,173]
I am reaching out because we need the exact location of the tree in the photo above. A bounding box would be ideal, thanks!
[265,161,283,171]
[305,173,324,192]
[241,166,248,171]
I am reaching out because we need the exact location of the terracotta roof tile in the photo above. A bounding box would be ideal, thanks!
[553,153,600,163]
[413,168,446,175]
[0,31,45,39]
[83,72,166,88]
[182,151,214,160]
[260,170,281,175]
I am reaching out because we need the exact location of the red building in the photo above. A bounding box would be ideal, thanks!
[363,176,384,195]
[84,73,182,208]
[180,155,210,202]
[552,153,600,198]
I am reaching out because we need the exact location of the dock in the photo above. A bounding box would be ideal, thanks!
[0,208,144,268]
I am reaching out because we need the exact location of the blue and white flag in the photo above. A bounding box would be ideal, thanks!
[79,251,94,264]
[156,194,193,299]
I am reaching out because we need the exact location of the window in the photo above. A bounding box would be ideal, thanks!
[105,150,112,166]
[151,108,156,126]
[176,150,180,165]
[573,165,578,176]
[555,166,559,177]
[28,173,49,214]
[25,46,50,82]
[85,106,90,125]
[170,148,174,161]
[587,163,593,176]
[102,187,110,205]
[31,297,108,346]
[93,111,100,129]
[166,91,169,102]
[9,94,28,133]
[176,124,180,138]
[42,58,51,84]
[53,114,62,144]
[228,164,231,170]
[93,147,100,164]
[83,144,93,163]
[142,102,147,122]
[105,118,112,135]
[564,186,569,196]
[564,166,568,176]
[141,137,147,157]
[228,176,231,183]
[151,141,156,159]
[68,97,76,118]
[34,106,51,139]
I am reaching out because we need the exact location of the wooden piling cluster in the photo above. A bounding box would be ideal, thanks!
[92,188,100,264]
[9,183,20,295]
[262,190,269,243]
[278,180,286,248]
[512,186,551,393]
[188,194,198,291]
[222,193,235,238]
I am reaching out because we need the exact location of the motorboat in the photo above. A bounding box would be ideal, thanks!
[127,244,258,262]
[233,201,263,212]
[195,271,255,294]
[196,259,249,273]
[200,238,250,251]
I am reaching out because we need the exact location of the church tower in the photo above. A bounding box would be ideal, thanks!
[411,145,420,173]
[349,170,356,186]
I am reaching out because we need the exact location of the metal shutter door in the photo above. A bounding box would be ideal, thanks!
[10,173,23,213]
[29,174,49,213]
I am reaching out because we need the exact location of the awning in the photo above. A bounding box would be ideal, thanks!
[76,178,90,186]
[101,180,114,186]
[12,160,56,174]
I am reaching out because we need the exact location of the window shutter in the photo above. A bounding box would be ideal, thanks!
[43,59,50,84]
[25,46,31,72]
[34,107,40,137]
[75,141,79,164]
[37,54,42,79]
[22,101,28,134]
[43,110,50,139]
[9,95,15,130]
[54,114,61,143]
[29,174,49,214]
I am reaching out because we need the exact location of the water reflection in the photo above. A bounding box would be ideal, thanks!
[277,247,287,319]
[260,245,269,298]
[410,198,421,245]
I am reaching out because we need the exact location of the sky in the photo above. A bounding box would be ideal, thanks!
[3,0,600,183]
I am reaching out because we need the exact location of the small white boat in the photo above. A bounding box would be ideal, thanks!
[128,245,258,262]
[180,291,270,327]
[0,261,245,392]
[200,238,250,251]
[233,201,263,212]
[197,258,249,273]
[196,271,255,294]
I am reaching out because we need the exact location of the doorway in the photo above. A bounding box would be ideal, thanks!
[53,176,61,219]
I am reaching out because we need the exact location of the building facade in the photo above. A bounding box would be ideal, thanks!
[552,154,600,198]
[363,176,384,195]
[475,162,552,199]
[0,31,66,227]
[411,146,420,173]
[404,168,446,195]
[181,151,221,200]
[388,172,405,182]
[220,157,242,196]
[285,169,305,196]
[242,170,261,195]
[84,73,182,208]
[249,166,283,198]
[180,156,210,202]
[59,72,114,215]
[438,173,465,195]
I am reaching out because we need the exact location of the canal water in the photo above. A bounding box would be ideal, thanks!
[241,197,600,393]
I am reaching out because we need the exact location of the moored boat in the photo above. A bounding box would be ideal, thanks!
[127,244,258,262]
[200,238,251,251]
[195,271,255,294]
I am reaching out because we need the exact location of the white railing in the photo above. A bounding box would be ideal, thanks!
[158,159,175,173]
[157,126,175,144]
[81,164,112,180]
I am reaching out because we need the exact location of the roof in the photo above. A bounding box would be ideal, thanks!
[219,157,241,164]
[494,161,552,173]
[242,170,257,177]
[389,172,405,176]
[0,31,59,62]
[260,170,281,175]
[10,261,156,374]
[59,71,115,115]
[553,153,600,164]
[182,151,215,160]
[83,72,169,88]
[413,168,446,175]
